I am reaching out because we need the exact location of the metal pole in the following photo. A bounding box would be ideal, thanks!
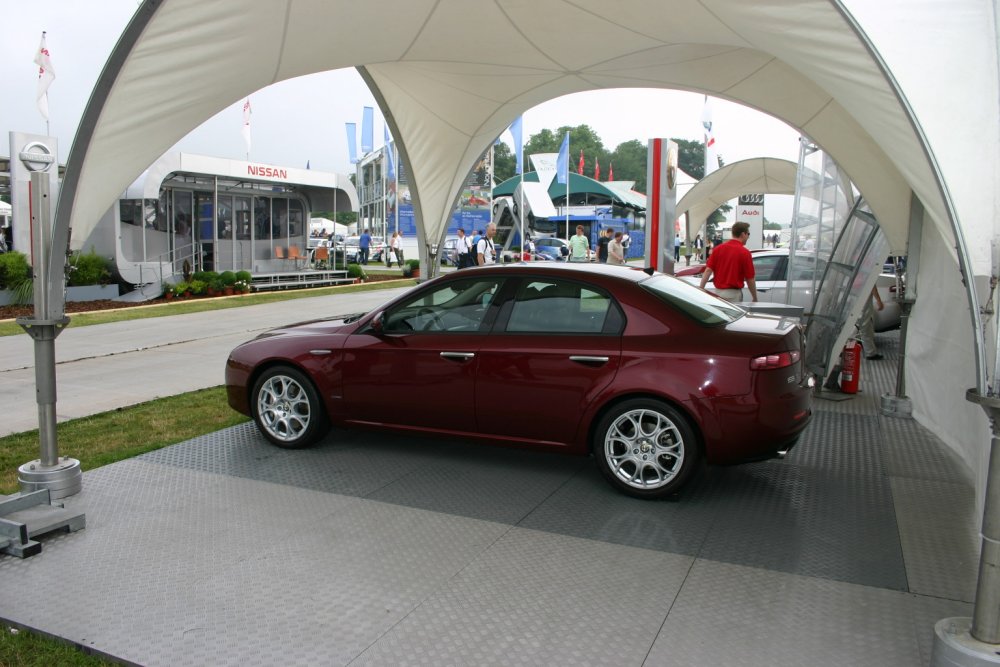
[16,171,80,500]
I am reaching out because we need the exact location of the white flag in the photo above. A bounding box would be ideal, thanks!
[34,32,56,121]
[702,95,718,176]
[241,98,252,154]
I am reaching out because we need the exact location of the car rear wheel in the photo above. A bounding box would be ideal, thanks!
[594,399,699,499]
[252,366,328,448]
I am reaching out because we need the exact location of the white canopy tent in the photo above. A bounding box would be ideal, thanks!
[676,157,799,240]
[51,1,999,516]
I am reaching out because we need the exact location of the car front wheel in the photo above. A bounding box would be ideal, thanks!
[594,399,699,499]
[252,366,328,448]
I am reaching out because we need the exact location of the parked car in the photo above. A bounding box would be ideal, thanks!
[226,263,813,499]
[533,236,571,261]
[677,248,901,331]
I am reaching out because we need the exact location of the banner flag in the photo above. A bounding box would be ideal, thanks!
[702,95,718,176]
[241,98,252,154]
[510,115,524,174]
[34,32,56,121]
[384,125,395,180]
[346,122,358,163]
[361,106,374,154]
[556,132,570,185]
[577,149,584,175]
[608,162,614,181]
[594,158,600,181]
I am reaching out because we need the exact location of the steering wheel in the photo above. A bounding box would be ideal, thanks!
[417,307,444,331]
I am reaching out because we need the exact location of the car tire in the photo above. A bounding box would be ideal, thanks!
[593,398,700,499]
[251,366,328,449]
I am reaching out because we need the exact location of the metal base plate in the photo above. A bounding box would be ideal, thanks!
[932,617,1000,666]
[881,393,914,418]
[19,458,83,500]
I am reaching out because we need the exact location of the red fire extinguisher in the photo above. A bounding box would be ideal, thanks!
[840,340,862,394]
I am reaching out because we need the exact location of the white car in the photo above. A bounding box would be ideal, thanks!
[678,248,901,331]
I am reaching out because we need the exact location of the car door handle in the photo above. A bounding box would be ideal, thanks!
[569,355,609,365]
[440,352,475,361]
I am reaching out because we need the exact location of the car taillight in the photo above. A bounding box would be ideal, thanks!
[750,350,801,370]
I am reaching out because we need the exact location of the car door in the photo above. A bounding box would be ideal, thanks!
[751,254,786,302]
[341,276,504,432]
[474,277,623,446]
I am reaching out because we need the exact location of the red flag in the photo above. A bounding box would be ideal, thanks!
[608,162,614,181]
[594,158,600,181]
[577,149,584,175]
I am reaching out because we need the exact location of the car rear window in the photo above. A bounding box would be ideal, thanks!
[640,274,745,325]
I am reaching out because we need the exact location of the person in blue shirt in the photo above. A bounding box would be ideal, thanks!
[358,229,372,264]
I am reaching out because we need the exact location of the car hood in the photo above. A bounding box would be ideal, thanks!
[255,312,367,339]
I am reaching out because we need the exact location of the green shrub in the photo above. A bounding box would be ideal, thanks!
[219,271,237,286]
[0,252,30,290]
[172,281,190,296]
[188,279,207,296]
[67,249,112,286]
[235,270,252,283]
[192,270,218,284]
[346,263,367,280]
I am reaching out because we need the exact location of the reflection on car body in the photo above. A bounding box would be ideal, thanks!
[226,263,814,499]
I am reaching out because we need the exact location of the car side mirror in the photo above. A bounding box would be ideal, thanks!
[370,311,385,335]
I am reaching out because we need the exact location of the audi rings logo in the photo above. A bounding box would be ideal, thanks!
[18,141,55,172]
[738,193,765,206]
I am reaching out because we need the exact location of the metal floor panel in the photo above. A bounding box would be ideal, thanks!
[0,329,983,666]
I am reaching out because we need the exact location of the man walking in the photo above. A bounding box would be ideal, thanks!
[568,225,590,262]
[454,228,472,268]
[596,228,613,263]
[698,222,758,302]
[358,228,371,264]
[477,223,497,265]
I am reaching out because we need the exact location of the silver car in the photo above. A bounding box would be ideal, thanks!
[679,248,901,331]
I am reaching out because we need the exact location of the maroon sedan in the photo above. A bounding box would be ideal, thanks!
[226,263,813,499]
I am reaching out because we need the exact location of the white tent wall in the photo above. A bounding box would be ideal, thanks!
[53,0,1000,505]
[909,219,993,497]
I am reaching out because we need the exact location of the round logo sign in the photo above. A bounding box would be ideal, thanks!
[18,141,55,172]
[666,144,678,190]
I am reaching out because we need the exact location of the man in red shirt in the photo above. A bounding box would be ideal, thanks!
[698,222,758,302]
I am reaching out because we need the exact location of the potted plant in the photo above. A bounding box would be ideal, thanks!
[66,249,116,301]
[188,279,208,297]
[233,279,250,294]
[402,259,421,278]
[219,271,237,295]
[172,281,191,298]
[346,263,367,283]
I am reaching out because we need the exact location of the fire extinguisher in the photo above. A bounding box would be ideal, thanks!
[840,340,862,394]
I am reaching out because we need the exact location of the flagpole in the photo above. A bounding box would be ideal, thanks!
[566,140,570,238]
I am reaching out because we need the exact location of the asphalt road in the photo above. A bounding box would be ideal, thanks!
[0,287,410,437]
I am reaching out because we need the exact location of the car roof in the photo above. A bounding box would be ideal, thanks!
[450,261,653,284]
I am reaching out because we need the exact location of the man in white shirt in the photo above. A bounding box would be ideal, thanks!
[477,223,497,265]
[455,228,472,268]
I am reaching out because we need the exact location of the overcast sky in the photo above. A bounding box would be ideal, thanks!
[2,0,802,223]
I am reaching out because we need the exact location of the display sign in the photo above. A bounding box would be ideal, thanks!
[736,193,764,250]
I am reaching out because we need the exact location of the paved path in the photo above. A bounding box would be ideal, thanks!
[0,287,410,437]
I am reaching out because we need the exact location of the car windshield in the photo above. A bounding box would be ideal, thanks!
[640,274,745,325]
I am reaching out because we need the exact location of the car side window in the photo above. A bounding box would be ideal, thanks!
[505,279,616,334]
[752,255,783,281]
[382,277,502,333]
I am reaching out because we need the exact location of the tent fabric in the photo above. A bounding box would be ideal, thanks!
[675,157,799,235]
[54,0,1000,501]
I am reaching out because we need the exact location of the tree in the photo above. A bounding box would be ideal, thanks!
[492,142,515,184]
[608,140,647,191]
[524,125,608,176]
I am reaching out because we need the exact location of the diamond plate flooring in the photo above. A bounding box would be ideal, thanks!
[0,330,978,666]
